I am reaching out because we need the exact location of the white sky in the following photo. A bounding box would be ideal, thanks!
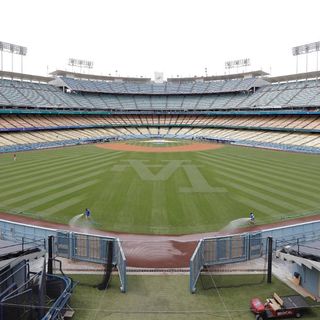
[1,0,320,80]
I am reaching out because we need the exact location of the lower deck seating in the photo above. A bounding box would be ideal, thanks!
[0,113,320,153]
[1,123,320,153]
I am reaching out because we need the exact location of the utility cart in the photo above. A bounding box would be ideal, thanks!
[250,292,310,319]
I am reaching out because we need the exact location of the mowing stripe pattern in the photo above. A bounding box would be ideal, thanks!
[0,143,319,234]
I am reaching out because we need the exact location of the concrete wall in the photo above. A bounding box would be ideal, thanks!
[292,264,319,298]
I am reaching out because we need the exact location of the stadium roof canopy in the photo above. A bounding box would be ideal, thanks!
[0,70,53,83]
[266,71,320,83]
[50,70,151,83]
[167,70,269,82]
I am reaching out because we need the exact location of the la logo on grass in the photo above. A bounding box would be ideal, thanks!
[112,160,226,193]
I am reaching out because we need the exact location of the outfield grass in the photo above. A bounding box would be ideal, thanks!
[69,274,320,320]
[0,142,320,234]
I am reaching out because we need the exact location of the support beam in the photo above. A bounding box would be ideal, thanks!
[267,237,273,284]
[48,235,54,275]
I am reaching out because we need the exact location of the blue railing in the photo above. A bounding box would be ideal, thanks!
[42,274,73,320]
[0,107,319,116]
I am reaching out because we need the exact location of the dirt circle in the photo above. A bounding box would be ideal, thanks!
[95,141,223,153]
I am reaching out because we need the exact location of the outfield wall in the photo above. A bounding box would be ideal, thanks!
[0,219,127,292]
[190,220,320,293]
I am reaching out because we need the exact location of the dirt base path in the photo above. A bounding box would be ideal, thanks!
[1,212,319,268]
[95,141,223,153]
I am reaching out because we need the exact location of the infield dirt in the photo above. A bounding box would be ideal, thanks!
[95,141,223,153]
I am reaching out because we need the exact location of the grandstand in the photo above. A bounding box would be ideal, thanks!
[0,69,320,153]
[1,65,320,319]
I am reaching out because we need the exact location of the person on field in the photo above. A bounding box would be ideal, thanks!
[13,153,16,161]
[249,212,255,224]
[85,208,91,219]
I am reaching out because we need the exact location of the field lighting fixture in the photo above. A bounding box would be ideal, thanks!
[292,41,320,56]
[68,58,94,73]
[0,41,27,73]
[292,41,320,74]
[225,58,250,73]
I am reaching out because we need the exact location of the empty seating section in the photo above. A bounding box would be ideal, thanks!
[191,128,320,148]
[150,96,166,109]
[165,82,180,94]
[0,115,320,152]
[134,96,151,109]
[152,83,167,94]
[191,82,208,94]
[52,90,81,108]
[289,87,320,106]
[69,93,94,108]
[117,96,136,109]
[210,94,233,109]
[1,77,320,153]
[181,96,199,109]
[123,82,140,94]
[85,94,108,108]
[220,79,241,91]
[0,79,70,107]
[0,83,30,105]
[1,77,320,110]
[223,94,248,109]
[1,114,320,132]
[238,80,320,108]
[250,90,282,107]
[100,95,122,108]
[167,96,183,109]
[196,96,215,109]
[60,77,267,95]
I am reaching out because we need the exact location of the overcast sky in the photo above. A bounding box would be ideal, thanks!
[1,0,320,79]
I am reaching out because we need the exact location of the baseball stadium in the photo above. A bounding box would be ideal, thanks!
[1,32,320,320]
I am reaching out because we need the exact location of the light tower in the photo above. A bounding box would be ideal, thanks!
[68,58,94,73]
[292,41,320,75]
[225,58,250,74]
[0,41,27,74]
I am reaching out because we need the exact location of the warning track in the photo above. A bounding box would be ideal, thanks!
[0,212,319,268]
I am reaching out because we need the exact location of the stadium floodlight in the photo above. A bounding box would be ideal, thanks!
[292,41,320,74]
[0,41,27,73]
[225,58,251,70]
[0,41,27,55]
[292,41,320,56]
[68,58,94,71]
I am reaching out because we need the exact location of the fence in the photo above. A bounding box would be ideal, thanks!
[0,219,127,292]
[189,240,204,293]
[0,258,73,320]
[115,239,127,292]
[190,220,320,293]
